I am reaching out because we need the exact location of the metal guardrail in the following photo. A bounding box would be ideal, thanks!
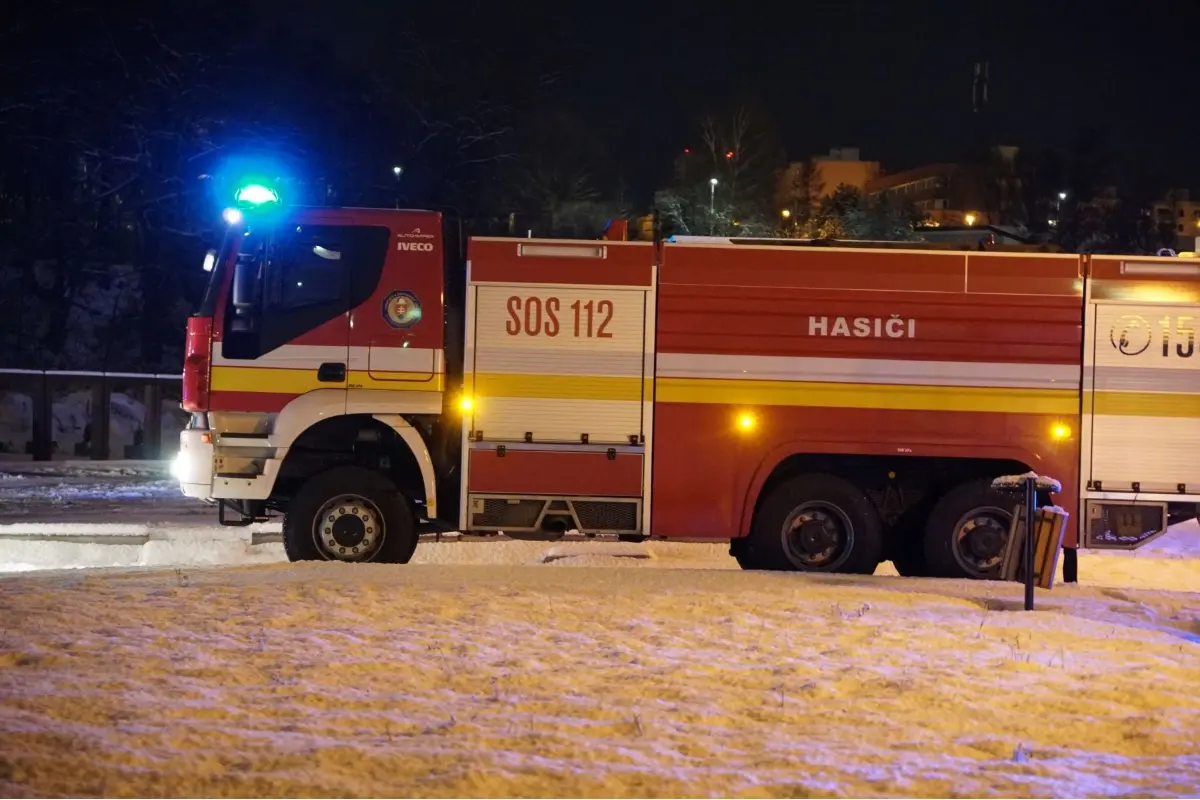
[0,369,183,461]
[0,370,182,380]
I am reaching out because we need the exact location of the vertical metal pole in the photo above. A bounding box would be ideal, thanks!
[34,372,53,462]
[1023,475,1037,611]
[144,381,162,459]
[1062,546,1078,584]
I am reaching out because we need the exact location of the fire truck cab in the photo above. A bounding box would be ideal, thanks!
[175,186,1199,577]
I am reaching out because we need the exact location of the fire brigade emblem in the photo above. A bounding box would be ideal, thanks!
[1109,314,1150,356]
[383,290,422,329]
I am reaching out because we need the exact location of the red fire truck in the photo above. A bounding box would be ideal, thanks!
[174,187,1199,578]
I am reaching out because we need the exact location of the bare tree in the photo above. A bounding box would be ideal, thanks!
[697,105,785,210]
[656,103,786,237]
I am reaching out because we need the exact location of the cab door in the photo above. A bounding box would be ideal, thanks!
[214,222,362,412]
[347,213,446,395]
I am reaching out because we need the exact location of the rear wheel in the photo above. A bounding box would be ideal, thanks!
[283,467,417,564]
[735,473,883,574]
[922,480,1015,579]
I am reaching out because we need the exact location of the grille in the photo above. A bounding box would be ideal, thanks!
[573,500,638,531]
[467,495,642,534]
[472,498,543,529]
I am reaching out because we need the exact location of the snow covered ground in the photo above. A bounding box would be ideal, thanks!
[0,463,1197,796]
[1,561,1198,797]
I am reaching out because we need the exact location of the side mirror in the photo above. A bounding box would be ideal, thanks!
[230,258,257,333]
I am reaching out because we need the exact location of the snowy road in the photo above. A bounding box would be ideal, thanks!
[0,460,201,524]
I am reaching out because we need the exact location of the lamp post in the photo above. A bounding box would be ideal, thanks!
[392,165,403,209]
[709,178,718,234]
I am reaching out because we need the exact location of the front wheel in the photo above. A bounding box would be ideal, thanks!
[283,467,417,564]
[735,473,883,574]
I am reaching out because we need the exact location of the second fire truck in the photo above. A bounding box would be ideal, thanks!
[174,184,1198,578]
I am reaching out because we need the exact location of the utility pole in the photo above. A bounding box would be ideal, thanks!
[972,61,989,115]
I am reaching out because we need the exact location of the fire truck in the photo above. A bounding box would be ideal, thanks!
[173,183,1200,578]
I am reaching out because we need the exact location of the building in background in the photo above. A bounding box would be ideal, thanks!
[1153,189,1200,252]
[809,147,880,196]
[866,164,981,226]
[776,147,880,209]
[776,145,1026,230]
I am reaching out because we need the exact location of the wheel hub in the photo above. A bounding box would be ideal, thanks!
[797,519,836,555]
[314,496,383,560]
[782,503,852,569]
[330,515,366,548]
[952,508,1011,575]
[965,521,1005,560]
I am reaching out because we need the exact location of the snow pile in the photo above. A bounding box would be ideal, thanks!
[1,521,1198,593]
[0,523,284,573]
[0,563,1196,797]
[991,471,1064,494]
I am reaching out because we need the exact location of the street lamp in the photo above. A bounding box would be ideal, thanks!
[709,178,719,234]
[964,213,977,226]
[780,209,791,219]
[392,165,404,209]
[1057,191,1067,201]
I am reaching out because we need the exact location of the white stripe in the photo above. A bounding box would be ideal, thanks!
[664,240,1080,260]
[1093,365,1200,393]
[474,347,642,377]
[656,353,1080,389]
[474,397,641,444]
[213,343,444,373]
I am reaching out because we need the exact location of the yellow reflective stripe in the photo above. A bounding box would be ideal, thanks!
[1090,391,1200,418]
[211,366,442,394]
[657,377,1079,415]
[463,371,1077,414]
[470,373,646,402]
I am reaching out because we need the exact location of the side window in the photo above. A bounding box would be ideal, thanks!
[224,223,390,359]
[265,226,347,311]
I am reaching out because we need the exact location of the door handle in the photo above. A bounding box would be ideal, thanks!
[317,362,346,382]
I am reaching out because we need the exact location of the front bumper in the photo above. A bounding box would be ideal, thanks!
[174,429,214,499]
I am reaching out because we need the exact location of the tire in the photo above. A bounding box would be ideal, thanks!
[735,473,883,574]
[922,480,1016,579]
[282,466,417,564]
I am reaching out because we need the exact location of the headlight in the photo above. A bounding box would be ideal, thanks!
[169,452,184,480]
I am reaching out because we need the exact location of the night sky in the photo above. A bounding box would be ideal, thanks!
[269,0,1199,199]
